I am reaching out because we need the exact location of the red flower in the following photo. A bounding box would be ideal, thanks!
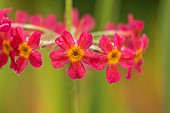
[0,8,12,32]
[15,10,61,33]
[11,26,42,74]
[60,8,95,37]
[50,31,99,79]
[72,8,95,33]
[0,32,15,69]
[15,10,29,24]
[126,34,149,79]
[98,34,134,83]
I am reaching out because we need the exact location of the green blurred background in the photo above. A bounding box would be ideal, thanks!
[0,0,169,113]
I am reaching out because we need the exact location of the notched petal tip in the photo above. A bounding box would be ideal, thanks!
[68,62,86,79]
[27,31,41,49]
[77,32,92,49]
[55,31,74,50]
[29,50,42,68]
[99,35,113,53]
[106,65,121,84]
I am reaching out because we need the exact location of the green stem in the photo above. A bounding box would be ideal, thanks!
[65,0,79,113]
[66,0,72,32]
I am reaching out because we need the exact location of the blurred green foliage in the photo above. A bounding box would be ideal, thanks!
[0,0,168,113]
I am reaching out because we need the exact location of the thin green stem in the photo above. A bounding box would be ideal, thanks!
[65,0,79,113]
[66,0,72,32]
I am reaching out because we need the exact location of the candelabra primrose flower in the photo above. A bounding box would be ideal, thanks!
[97,34,134,83]
[0,32,16,69]
[126,33,149,79]
[0,7,149,84]
[10,26,42,74]
[50,31,99,79]
[0,8,12,32]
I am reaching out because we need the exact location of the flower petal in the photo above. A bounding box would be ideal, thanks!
[135,59,143,73]
[132,34,140,50]
[49,50,69,69]
[128,14,144,37]
[55,31,75,50]
[99,35,113,54]
[119,48,134,68]
[0,19,11,32]
[30,15,42,26]
[14,57,28,74]
[15,10,28,23]
[72,8,79,27]
[106,65,121,83]
[55,23,66,34]
[126,68,132,79]
[27,31,41,49]
[9,51,17,69]
[105,22,116,30]
[77,32,92,49]
[141,34,149,51]
[113,33,125,50]
[29,50,42,68]
[43,14,57,30]
[82,50,102,70]
[10,26,26,48]
[0,52,8,68]
[0,38,3,49]
[78,14,95,32]
[68,62,86,79]
[0,8,12,19]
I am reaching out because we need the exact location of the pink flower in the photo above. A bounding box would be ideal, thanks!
[105,14,144,38]
[15,10,61,33]
[128,14,144,38]
[11,26,42,74]
[30,14,57,30]
[15,10,29,23]
[60,8,95,37]
[126,34,149,79]
[97,34,134,83]
[0,8,12,32]
[0,32,15,69]
[50,31,99,79]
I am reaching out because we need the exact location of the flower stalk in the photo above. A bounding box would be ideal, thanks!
[65,0,79,113]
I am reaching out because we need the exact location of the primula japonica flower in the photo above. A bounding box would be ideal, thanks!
[15,10,62,33]
[0,32,15,69]
[105,14,144,49]
[126,34,149,79]
[50,31,99,79]
[59,8,95,37]
[105,14,144,38]
[97,34,134,83]
[0,8,12,32]
[71,8,95,33]
[11,26,42,74]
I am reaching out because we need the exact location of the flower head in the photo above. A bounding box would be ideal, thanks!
[105,14,144,38]
[0,8,12,32]
[50,31,99,79]
[97,34,134,83]
[126,34,149,79]
[60,8,95,37]
[11,26,42,74]
[0,32,15,69]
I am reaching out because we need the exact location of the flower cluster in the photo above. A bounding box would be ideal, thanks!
[0,8,149,84]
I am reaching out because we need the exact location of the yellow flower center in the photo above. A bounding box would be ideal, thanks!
[67,46,84,62]
[18,43,31,59]
[134,48,143,63]
[3,40,11,55]
[108,49,121,65]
